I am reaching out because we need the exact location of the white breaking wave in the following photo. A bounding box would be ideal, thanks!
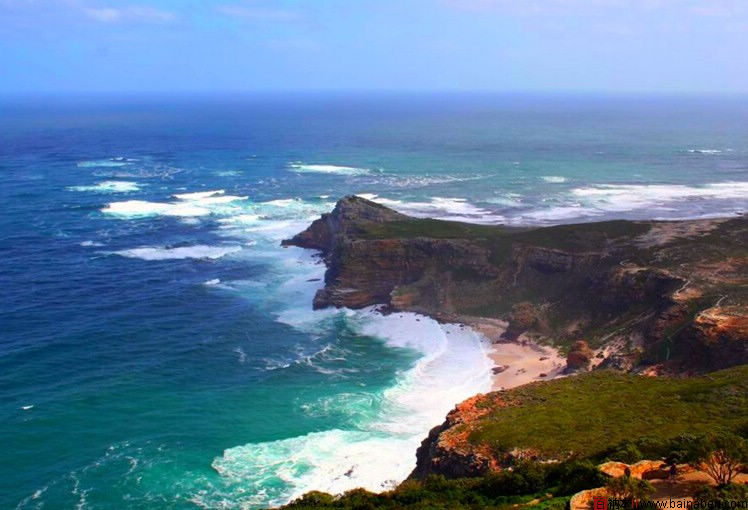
[80,240,105,247]
[356,194,505,224]
[102,200,212,217]
[77,158,132,168]
[101,190,248,218]
[510,181,748,224]
[687,149,722,154]
[356,173,488,189]
[484,193,523,208]
[172,190,249,204]
[68,181,140,193]
[111,245,242,261]
[209,310,493,508]
[288,163,371,176]
[572,182,748,211]
[541,175,567,183]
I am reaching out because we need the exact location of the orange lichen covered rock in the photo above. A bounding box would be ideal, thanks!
[409,393,508,479]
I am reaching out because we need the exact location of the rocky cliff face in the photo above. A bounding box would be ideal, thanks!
[284,196,747,482]
[285,195,747,373]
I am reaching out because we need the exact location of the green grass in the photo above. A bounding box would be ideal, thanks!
[469,366,748,459]
[362,217,651,253]
[361,218,523,240]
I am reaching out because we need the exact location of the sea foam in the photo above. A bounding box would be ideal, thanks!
[77,158,131,168]
[541,175,567,183]
[68,181,140,193]
[209,310,493,507]
[510,181,748,224]
[101,190,248,218]
[355,194,505,224]
[288,163,371,176]
[112,245,242,261]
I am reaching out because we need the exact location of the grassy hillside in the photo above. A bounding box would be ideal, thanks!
[470,366,748,458]
[275,366,748,510]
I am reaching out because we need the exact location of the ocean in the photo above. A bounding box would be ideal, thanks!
[1,93,746,509]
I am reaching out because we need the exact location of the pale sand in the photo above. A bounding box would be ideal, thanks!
[455,315,566,391]
[489,340,566,391]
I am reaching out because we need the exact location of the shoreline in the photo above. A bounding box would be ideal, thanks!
[456,315,566,391]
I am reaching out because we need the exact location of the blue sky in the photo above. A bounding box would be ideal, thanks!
[1,0,747,94]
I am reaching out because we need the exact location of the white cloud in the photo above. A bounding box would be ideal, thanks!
[82,5,175,23]
[217,4,298,21]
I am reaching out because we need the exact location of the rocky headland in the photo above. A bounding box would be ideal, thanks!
[282,195,747,482]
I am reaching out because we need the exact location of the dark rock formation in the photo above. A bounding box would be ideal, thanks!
[566,340,594,372]
[284,197,748,484]
[284,196,747,372]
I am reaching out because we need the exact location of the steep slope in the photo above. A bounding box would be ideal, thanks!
[410,365,748,479]
[284,196,747,372]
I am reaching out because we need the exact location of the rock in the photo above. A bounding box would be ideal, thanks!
[566,340,594,372]
[410,393,504,479]
[503,302,539,341]
[676,306,748,371]
[492,365,509,374]
[286,197,747,373]
[599,352,639,372]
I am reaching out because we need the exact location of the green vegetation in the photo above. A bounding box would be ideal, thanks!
[468,366,748,459]
[687,432,748,486]
[361,218,521,241]
[361,217,651,253]
[605,476,655,501]
[274,367,748,510]
[278,460,606,510]
[695,483,748,506]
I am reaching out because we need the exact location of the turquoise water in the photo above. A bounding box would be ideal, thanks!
[1,94,747,509]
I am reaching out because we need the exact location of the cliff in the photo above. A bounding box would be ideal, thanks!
[410,366,748,479]
[284,195,747,372]
[280,196,748,492]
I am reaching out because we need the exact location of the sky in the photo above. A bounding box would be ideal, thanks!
[1,0,747,94]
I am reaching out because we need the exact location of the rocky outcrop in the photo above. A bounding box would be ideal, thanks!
[282,195,407,254]
[285,196,747,373]
[566,340,594,372]
[410,393,518,479]
[676,306,748,370]
[407,366,748,480]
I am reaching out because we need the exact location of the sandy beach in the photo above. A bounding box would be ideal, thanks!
[456,315,566,390]
[488,340,566,390]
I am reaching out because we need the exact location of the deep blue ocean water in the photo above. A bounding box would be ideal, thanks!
[1,94,747,509]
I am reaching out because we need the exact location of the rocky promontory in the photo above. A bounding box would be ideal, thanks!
[284,195,747,373]
[283,196,747,483]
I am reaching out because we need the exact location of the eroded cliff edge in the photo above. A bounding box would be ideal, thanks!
[284,195,747,374]
[283,196,747,480]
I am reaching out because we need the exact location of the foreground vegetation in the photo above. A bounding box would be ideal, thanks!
[274,366,748,509]
[470,366,748,459]
[281,460,606,510]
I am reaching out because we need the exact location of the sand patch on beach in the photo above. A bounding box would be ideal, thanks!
[489,340,566,390]
[455,316,566,390]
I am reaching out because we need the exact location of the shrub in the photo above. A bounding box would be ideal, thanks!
[605,476,655,501]
[477,461,549,497]
[688,432,748,487]
[286,491,336,507]
[695,483,748,505]
[547,461,608,495]
[609,441,644,463]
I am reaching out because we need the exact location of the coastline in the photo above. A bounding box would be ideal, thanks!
[457,315,566,391]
